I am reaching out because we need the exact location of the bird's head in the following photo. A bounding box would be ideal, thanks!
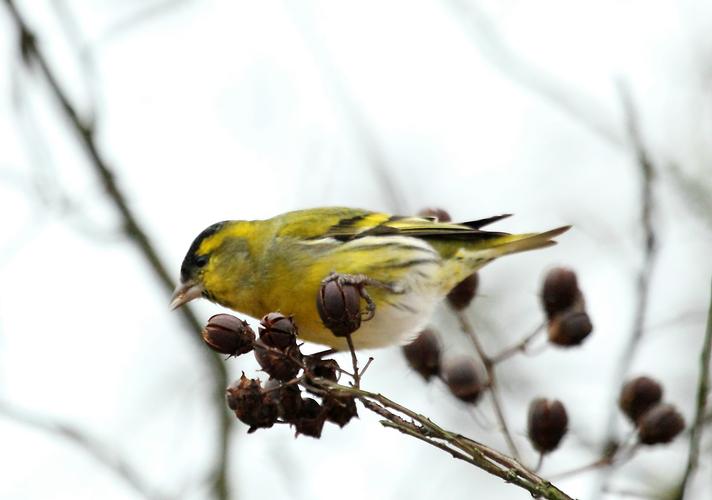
[170,220,254,310]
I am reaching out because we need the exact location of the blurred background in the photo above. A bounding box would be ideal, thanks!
[1,0,711,499]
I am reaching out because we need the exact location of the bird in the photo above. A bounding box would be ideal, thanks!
[171,207,569,350]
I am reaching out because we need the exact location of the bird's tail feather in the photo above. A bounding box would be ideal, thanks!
[483,225,572,258]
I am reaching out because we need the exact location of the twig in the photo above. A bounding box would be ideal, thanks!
[0,400,165,499]
[674,278,712,499]
[491,321,546,364]
[594,83,659,498]
[455,309,520,459]
[2,2,231,498]
[320,381,574,500]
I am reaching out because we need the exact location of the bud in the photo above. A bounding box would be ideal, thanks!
[417,207,452,223]
[402,329,441,381]
[306,358,340,382]
[293,397,326,438]
[443,357,483,404]
[316,278,362,337]
[547,310,593,346]
[447,273,479,310]
[541,267,582,318]
[226,375,278,432]
[619,376,664,424]
[202,314,255,356]
[638,403,685,445]
[528,398,568,453]
[259,313,298,350]
[254,344,302,381]
[323,394,358,427]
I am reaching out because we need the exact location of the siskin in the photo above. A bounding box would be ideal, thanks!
[171,207,569,350]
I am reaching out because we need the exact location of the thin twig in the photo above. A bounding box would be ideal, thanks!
[319,381,574,500]
[2,2,231,498]
[0,400,165,499]
[674,278,712,499]
[455,309,520,459]
[595,83,659,498]
[491,321,546,364]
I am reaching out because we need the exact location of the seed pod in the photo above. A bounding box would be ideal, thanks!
[259,312,298,350]
[226,375,278,432]
[541,267,582,319]
[638,403,685,445]
[417,207,452,223]
[306,358,340,382]
[619,376,664,424]
[293,397,326,438]
[323,394,358,427]
[263,379,304,422]
[316,278,362,337]
[202,314,255,356]
[447,273,479,310]
[443,357,483,404]
[254,344,302,381]
[547,310,593,346]
[528,398,568,453]
[402,329,441,381]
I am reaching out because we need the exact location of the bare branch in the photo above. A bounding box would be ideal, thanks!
[674,279,712,499]
[0,400,165,499]
[2,2,232,498]
[594,81,659,498]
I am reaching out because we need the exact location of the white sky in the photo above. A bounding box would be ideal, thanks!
[1,1,711,499]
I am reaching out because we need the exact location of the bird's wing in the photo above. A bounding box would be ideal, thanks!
[276,207,511,242]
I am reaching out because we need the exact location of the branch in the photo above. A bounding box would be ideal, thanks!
[674,278,712,499]
[0,400,164,499]
[455,309,520,459]
[322,381,574,500]
[594,82,659,498]
[2,2,231,498]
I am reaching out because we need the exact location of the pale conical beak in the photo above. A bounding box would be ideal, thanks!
[170,281,204,310]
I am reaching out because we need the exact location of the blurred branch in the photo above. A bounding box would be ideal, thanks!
[96,0,195,47]
[319,381,574,500]
[2,1,231,498]
[455,309,520,459]
[446,0,623,148]
[595,82,659,498]
[674,279,712,500]
[0,400,164,500]
[283,1,407,213]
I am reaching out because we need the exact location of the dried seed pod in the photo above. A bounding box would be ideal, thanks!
[323,394,358,427]
[202,314,255,356]
[619,376,664,424]
[547,310,593,346]
[402,329,441,381]
[293,397,326,438]
[306,358,340,382]
[541,267,582,318]
[417,207,452,222]
[447,273,479,310]
[254,344,302,381]
[443,357,483,404]
[638,403,685,445]
[259,312,298,350]
[528,398,568,453]
[226,375,278,432]
[316,278,362,337]
[263,379,304,422]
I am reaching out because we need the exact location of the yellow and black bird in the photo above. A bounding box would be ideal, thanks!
[171,207,569,350]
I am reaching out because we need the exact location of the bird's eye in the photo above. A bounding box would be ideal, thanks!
[194,254,209,267]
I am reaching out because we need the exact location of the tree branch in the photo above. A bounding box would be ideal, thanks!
[674,278,712,499]
[2,1,231,498]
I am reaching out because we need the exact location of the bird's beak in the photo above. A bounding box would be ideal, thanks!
[170,281,204,310]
